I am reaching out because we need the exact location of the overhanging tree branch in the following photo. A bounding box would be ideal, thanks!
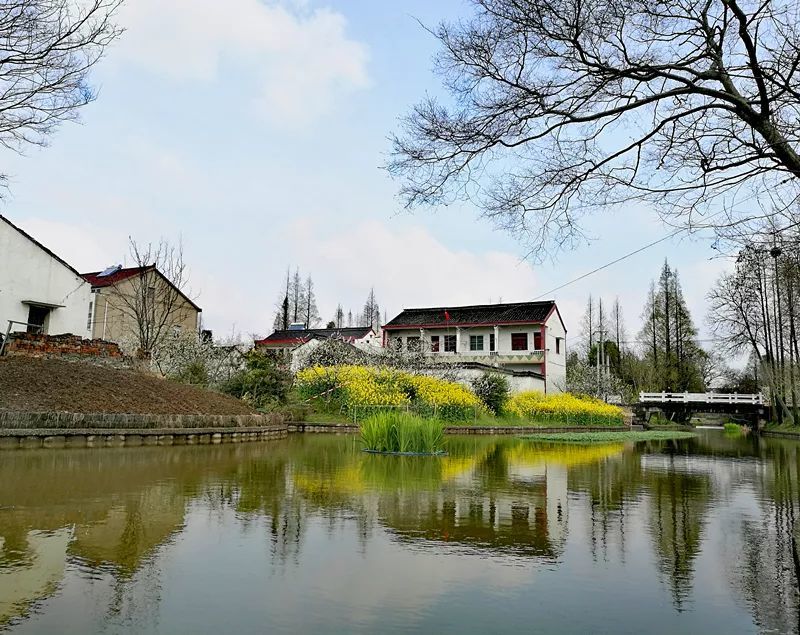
[389,0,800,258]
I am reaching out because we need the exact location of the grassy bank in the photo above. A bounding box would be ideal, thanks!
[297,365,625,426]
[762,424,800,436]
[306,411,624,428]
[522,430,698,444]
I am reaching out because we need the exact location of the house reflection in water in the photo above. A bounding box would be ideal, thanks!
[5,433,795,633]
[371,441,624,560]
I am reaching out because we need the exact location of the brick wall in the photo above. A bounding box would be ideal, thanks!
[4,332,123,360]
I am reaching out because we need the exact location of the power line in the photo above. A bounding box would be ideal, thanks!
[532,229,683,301]
[532,184,788,300]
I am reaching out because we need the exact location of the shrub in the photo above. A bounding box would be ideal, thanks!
[221,350,292,410]
[401,373,484,421]
[174,360,210,386]
[471,373,510,415]
[505,391,624,425]
[360,412,445,454]
[296,365,484,422]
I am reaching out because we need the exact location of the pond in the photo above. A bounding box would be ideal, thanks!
[1,431,799,634]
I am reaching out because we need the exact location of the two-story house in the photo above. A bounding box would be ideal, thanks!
[382,301,566,393]
[82,265,201,347]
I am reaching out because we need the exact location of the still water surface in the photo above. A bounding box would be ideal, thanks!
[1,431,799,634]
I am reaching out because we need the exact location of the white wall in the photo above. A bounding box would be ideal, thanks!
[544,311,567,394]
[0,219,92,337]
[423,366,545,394]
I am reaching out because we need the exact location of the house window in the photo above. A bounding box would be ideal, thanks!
[26,305,49,334]
[430,335,440,352]
[469,335,484,351]
[393,336,403,351]
[407,336,421,352]
[444,334,457,352]
[533,332,543,350]
[489,333,495,352]
[87,302,93,330]
[556,337,562,354]
[511,333,528,351]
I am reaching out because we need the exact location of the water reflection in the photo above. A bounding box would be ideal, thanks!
[1,432,799,633]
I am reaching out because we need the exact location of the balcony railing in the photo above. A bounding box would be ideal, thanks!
[423,350,545,364]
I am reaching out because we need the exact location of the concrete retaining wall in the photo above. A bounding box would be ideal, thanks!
[290,422,629,435]
[0,425,286,449]
[0,411,288,450]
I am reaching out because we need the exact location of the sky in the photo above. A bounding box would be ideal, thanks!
[1,0,733,344]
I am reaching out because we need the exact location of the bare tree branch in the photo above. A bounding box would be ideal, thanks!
[110,238,196,356]
[0,0,122,179]
[388,0,800,258]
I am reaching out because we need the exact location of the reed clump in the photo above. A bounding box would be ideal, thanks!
[360,412,445,454]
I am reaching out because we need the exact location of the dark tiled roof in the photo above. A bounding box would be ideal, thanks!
[0,215,84,278]
[82,266,152,288]
[384,301,557,329]
[255,327,374,346]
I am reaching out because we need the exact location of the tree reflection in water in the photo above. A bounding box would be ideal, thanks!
[1,432,800,632]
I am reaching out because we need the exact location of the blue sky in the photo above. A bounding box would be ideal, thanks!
[1,0,731,342]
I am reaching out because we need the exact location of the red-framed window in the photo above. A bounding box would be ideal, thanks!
[533,332,543,350]
[511,333,527,351]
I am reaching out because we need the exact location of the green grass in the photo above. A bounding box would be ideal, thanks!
[360,412,445,454]
[521,430,698,444]
[723,422,743,433]
[305,407,624,428]
[762,423,800,435]
[306,411,353,424]
[462,413,623,428]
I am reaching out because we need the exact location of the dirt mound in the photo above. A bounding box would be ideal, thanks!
[0,357,255,415]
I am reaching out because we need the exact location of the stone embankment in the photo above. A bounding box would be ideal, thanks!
[290,422,629,435]
[0,412,287,449]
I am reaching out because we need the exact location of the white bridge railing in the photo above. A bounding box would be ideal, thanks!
[639,392,765,406]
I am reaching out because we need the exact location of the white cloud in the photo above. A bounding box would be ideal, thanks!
[288,219,541,322]
[113,0,369,126]
[11,218,123,273]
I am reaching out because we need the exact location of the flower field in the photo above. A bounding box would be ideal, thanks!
[296,365,625,426]
[505,391,624,425]
[296,365,484,421]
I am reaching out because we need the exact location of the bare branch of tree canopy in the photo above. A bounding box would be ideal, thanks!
[115,239,195,357]
[389,0,800,258]
[0,1,121,162]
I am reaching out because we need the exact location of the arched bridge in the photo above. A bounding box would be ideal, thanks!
[635,392,769,425]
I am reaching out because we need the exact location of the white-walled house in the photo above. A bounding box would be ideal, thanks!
[383,301,567,393]
[0,215,92,339]
[254,326,379,370]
